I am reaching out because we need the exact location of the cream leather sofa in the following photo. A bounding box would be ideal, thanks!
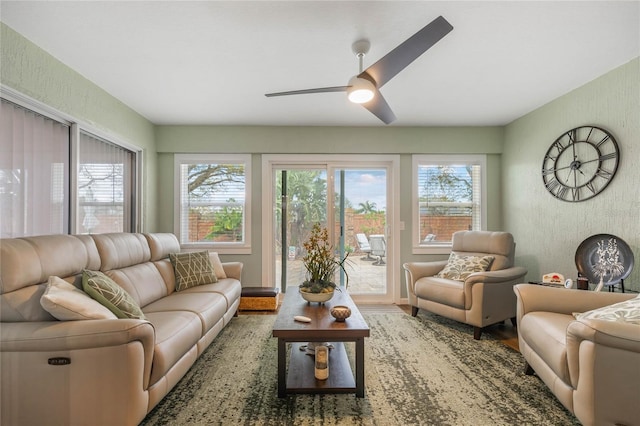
[514,284,640,426]
[403,231,527,339]
[0,232,242,426]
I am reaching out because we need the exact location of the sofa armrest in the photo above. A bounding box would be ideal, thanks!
[514,283,634,318]
[566,318,640,390]
[465,266,527,284]
[222,261,243,281]
[1,319,154,352]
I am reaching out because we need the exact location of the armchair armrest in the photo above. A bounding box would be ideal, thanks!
[402,261,448,293]
[514,283,634,317]
[465,266,527,284]
[222,262,243,281]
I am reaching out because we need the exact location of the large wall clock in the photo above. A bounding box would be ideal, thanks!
[541,125,619,202]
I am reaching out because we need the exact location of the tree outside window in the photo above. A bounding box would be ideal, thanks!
[176,155,250,249]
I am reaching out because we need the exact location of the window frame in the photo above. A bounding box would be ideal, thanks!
[72,127,140,234]
[411,154,487,254]
[1,86,142,236]
[174,154,252,254]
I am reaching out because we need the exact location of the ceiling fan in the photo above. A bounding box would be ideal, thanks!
[265,16,453,124]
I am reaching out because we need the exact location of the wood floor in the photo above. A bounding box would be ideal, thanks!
[241,300,520,352]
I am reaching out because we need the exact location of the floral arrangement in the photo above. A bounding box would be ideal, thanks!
[299,223,349,293]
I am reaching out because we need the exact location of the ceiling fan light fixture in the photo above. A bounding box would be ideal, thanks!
[347,77,375,104]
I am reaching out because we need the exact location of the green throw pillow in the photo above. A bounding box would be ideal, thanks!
[82,270,146,320]
[437,253,495,281]
[169,251,217,291]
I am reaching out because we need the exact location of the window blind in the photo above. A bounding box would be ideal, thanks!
[77,131,135,233]
[0,99,70,237]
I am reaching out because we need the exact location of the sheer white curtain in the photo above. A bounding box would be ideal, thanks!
[77,131,135,234]
[0,99,69,238]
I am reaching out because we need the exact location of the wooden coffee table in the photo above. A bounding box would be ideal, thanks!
[272,287,370,397]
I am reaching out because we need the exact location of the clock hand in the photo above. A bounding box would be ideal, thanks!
[578,158,600,166]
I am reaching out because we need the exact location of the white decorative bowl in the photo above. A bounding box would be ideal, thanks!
[299,289,334,304]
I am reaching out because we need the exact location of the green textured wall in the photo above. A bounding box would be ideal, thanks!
[503,58,639,291]
[0,23,158,230]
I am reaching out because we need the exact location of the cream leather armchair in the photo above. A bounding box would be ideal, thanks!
[403,231,527,339]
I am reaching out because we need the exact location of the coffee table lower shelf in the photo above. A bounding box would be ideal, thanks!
[280,342,358,397]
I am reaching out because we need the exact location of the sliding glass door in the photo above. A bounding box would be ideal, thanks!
[265,155,397,303]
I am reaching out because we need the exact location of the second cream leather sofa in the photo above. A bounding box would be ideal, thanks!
[514,284,639,426]
[0,232,242,426]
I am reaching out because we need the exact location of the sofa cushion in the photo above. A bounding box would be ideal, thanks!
[41,276,117,321]
[143,292,227,335]
[437,252,494,281]
[143,310,203,386]
[82,270,146,320]
[520,311,574,385]
[180,278,241,311]
[576,294,640,325]
[169,251,217,291]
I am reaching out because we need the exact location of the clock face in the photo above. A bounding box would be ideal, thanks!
[541,126,619,202]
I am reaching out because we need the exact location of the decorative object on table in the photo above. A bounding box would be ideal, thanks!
[330,305,352,322]
[577,274,590,290]
[299,342,333,355]
[575,234,634,292]
[298,223,350,304]
[314,345,329,380]
[542,272,564,285]
[541,125,619,202]
[564,278,574,289]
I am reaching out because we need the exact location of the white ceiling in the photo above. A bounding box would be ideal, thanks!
[2,1,639,127]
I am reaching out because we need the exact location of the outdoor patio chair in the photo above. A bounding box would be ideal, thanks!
[369,235,386,266]
[356,233,375,261]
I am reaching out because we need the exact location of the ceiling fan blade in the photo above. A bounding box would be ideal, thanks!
[362,91,396,124]
[265,86,349,97]
[359,16,453,89]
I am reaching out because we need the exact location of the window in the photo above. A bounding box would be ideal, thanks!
[76,131,137,234]
[412,155,486,253]
[1,91,141,238]
[175,154,251,253]
[0,98,70,237]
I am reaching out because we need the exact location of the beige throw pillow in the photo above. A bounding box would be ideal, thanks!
[210,252,227,279]
[82,270,146,320]
[41,276,118,321]
[170,251,217,291]
[437,252,495,281]
[576,295,640,325]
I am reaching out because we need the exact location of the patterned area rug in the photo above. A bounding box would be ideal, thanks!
[141,311,578,425]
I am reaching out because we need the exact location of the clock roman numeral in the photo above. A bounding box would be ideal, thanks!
[545,178,560,192]
[596,134,610,148]
[585,127,595,143]
[571,187,580,201]
[556,186,568,199]
[599,152,617,161]
[542,167,556,176]
[567,129,577,143]
[552,140,565,153]
[596,168,613,180]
